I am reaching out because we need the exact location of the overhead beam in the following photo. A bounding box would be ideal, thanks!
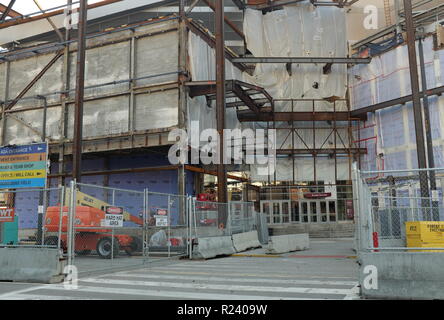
[0,0,16,23]
[350,85,444,117]
[0,0,123,29]
[277,148,367,155]
[0,3,21,18]
[232,57,372,64]
[32,0,65,42]
[201,0,245,40]
[237,110,366,122]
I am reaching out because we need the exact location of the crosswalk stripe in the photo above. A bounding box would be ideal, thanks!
[136,268,355,280]
[3,294,104,300]
[24,284,328,300]
[108,272,357,286]
[80,278,353,295]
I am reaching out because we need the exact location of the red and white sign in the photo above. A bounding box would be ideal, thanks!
[0,207,14,222]
[156,208,168,216]
[303,192,332,199]
[105,206,123,215]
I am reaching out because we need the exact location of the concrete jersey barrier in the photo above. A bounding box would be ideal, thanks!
[266,234,309,254]
[232,231,262,252]
[359,252,444,299]
[0,247,66,283]
[192,236,236,259]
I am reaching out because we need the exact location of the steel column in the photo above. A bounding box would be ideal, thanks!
[215,0,227,225]
[72,0,87,183]
[418,37,439,220]
[403,0,430,214]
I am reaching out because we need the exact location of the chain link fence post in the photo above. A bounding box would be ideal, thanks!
[67,180,76,268]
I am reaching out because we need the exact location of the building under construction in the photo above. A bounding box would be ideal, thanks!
[0,0,444,238]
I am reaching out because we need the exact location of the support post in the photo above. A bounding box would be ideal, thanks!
[403,0,430,218]
[215,0,228,227]
[178,0,188,224]
[72,0,87,183]
[418,37,438,220]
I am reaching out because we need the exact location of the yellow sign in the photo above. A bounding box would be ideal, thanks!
[0,169,46,180]
[406,221,444,252]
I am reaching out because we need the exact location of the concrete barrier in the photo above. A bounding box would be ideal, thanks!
[232,231,262,252]
[359,252,444,299]
[266,234,309,254]
[192,236,236,259]
[0,247,66,283]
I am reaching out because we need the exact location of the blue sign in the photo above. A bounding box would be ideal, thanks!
[0,143,48,189]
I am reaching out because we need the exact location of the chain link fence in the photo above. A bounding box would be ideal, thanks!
[354,166,444,251]
[0,186,64,249]
[190,199,258,239]
[146,190,188,259]
[64,182,147,274]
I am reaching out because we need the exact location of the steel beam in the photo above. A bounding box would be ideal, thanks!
[0,0,123,29]
[32,0,65,42]
[277,148,367,155]
[231,83,259,113]
[350,85,444,116]
[0,0,16,23]
[201,0,245,40]
[237,110,366,122]
[0,3,21,18]
[232,57,372,64]
[72,0,87,183]
[215,0,227,216]
[3,51,63,112]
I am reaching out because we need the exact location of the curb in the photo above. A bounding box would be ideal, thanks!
[231,253,281,258]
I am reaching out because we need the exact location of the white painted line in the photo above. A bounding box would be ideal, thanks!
[132,268,355,280]
[0,284,51,300]
[343,284,361,300]
[2,294,103,300]
[80,278,353,295]
[107,272,357,286]
[27,284,325,300]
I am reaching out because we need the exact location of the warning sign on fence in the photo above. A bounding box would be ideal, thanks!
[155,215,168,227]
[103,206,124,227]
[0,207,14,222]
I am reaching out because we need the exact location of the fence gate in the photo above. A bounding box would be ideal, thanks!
[145,190,189,260]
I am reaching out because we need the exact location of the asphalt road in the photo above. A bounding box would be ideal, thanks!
[0,238,360,300]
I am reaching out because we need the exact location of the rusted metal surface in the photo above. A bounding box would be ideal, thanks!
[236,110,366,122]
[0,0,123,29]
[215,0,227,220]
[201,0,245,40]
[72,0,87,182]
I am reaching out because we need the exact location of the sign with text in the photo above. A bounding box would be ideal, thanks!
[0,143,48,189]
[0,207,14,222]
[104,206,124,227]
[155,215,168,227]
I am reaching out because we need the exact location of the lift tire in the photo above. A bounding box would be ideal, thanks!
[96,237,120,259]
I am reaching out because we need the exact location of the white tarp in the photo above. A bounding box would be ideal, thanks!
[349,36,444,172]
[243,3,349,182]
